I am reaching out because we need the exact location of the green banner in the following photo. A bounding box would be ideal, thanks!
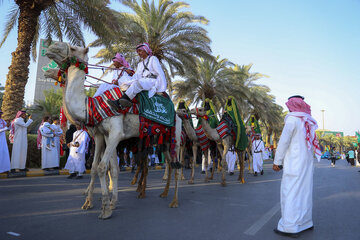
[138,91,175,127]
[225,96,248,151]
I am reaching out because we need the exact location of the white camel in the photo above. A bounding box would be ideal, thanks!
[45,42,182,219]
[190,107,246,186]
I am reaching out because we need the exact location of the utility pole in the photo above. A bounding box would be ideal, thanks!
[321,110,325,129]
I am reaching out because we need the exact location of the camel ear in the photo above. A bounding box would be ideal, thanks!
[84,47,89,54]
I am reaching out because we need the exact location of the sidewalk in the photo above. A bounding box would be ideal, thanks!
[0,165,166,179]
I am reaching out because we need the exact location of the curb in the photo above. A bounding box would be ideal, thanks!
[0,165,167,179]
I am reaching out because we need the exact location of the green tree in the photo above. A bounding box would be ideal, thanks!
[173,56,234,108]
[30,88,63,130]
[92,0,213,91]
[0,0,120,122]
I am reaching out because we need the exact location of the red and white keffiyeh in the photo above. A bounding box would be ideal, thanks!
[136,43,153,56]
[285,98,321,161]
[9,111,25,144]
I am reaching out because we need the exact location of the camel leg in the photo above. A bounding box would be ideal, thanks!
[131,153,141,185]
[109,153,119,210]
[98,132,125,220]
[160,149,172,198]
[179,145,186,181]
[169,168,179,208]
[82,134,104,210]
[219,144,227,187]
[138,156,148,199]
[237,151,245,184]
[162,160,169,181]
[204,149,210,183]
[188,145,197,184]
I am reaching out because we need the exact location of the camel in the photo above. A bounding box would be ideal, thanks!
[176,108,214,183]
[45,69,149,198]
[45,42,182,219]
[190,107,246,186]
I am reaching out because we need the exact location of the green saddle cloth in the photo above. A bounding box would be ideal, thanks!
[137,91,175,127]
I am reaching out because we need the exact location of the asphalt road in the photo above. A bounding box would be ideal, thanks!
[0,159,359,240]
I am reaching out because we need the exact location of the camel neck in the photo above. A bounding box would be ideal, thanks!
[201,119,220,141]
[182,118,197,141]
[63,66,86,123]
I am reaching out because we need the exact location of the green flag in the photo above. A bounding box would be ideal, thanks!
[248,115,261,134]
[356,132,360,143]
[224,96,248,151]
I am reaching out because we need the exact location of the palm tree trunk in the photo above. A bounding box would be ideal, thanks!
[1,4,41,122]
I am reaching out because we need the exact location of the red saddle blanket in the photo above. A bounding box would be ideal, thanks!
[195,125,210,151]
[86,87,138,126]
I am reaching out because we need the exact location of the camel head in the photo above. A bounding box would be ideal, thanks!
[44,68,59,81]
[176,108,190,120]
[46,42,89,66]
[189,107,206,118]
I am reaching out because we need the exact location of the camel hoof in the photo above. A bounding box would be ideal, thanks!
[180,175,186,181]
[208,177,213,180]
[130,179,137,185]
[204,178,209,183]
[137,192,146,199]
[162,177,168,181]
[110,201,117,210]
[188,180,194,184]
[98,209,112,220]
[239,178,245,184]
[221,181,227,187]
[169,200,179,208]
[160,192,168,198]
[81,199,93,210]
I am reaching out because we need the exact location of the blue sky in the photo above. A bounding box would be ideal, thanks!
[0,0,359,135]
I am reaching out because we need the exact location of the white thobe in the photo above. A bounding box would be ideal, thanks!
[274,115,315,233]
[126,56,167,99]
[252,139,265,173]
[10,118,33,169]
[64,130,88,174]
[201,150,212,171]
[0,119,10,173]
[226,151,237,173]
[52,123,63,161]
[40,123,59,169]
[93,69,133,97]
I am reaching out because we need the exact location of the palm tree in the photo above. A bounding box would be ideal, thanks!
[29,88,63,131]
[0,0,120,122]
[173,56,234,109]
[91,0,213,91]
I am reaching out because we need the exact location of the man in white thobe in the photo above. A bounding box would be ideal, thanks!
[252,133,265,176]
[109,43,167,109]
[64,125,89,179]
[10,111,33,171]
[273,95,320,238]
[52,116,63,166]
[0,110,10,173]
[39,116,59,170]
[93,53,134,97]
[226,150,237,175]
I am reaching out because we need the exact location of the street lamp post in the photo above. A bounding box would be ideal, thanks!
[321,109,325,130]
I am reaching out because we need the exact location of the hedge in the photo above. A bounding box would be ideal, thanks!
[6,132,68,168]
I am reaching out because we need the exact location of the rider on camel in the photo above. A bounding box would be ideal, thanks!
[108,43,167,109]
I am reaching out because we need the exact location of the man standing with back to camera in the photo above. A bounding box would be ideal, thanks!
[273,95,321,238]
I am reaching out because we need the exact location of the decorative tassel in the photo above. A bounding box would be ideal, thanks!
[84,66,88,74]
[158,134,163,145]
[57,70,61,77]
[145,135,150,147]
[54,81,58,86]
[75,60,80,68]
